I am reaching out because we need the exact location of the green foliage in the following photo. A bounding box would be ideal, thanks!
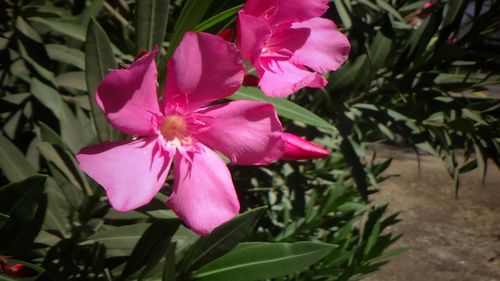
[0,0,497,280]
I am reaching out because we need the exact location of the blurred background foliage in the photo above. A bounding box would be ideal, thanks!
[0,0,498,280]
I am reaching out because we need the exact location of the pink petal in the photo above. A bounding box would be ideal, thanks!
[257,57,325,97]
[163,32,244,112]
[283,18,351,73]
[243,0,329,25]
[76,138,172,211]
[236,12,272,64]
[281,132,330,160]
[96,49,161,136]
[167,144,240,236]
[194,100,284,165]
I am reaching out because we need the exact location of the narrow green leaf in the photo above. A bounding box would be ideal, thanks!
[166,0,213,59]
[29,17,86,41]
[37,142,90,194]
[79,0,104,28]
[232,87,336,132]
[193,242,335,281]
[376,0,406,23]
[333,0,352,29]
[85,19,118,142]
[162,242,177,281]
[31,79,64,119]
[44,177,70,237]
[122,220,180,279]
[180,207,266,272]
[0,213,9,229]
[57,71,87,91]
[31,79,91,151]
[369,31,392,72]
[442,0,466,28]
[46,44,85,69]
[195,5,243,32]
[136,0,170,53]
[0,133,35,182]
[0,176,47,256]
[16,38,55,82]
[81,223,151,257]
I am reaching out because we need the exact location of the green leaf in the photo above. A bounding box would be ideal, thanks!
[195,5,243,32]
[57,71,87,91]
[0,176,47,256]
[232,87,336,132]
[376,0,406,23]
[16,39,55,82]
[0,133,35,182]
[442,0,466,28]
[29,17,86,41]
[31,79,65,118]
[329,54,369,95]
[31,79,91,151]
[81,223,151,257]
[46,44,85,69]
[0,213,9,229]
[85,19,118,142]
[122,220,180,279]
[135,0,170,53]
[36,122,68,149]
[16,16,42,43]
[332,0,352,29]
[193,242,335,281]
[162,242,177,281]
[78,0,104,28]
[166,0,213,59]
[369,31,392,72]
[180,207,266,272]
[44,177,70,237]
[37,142,91,195]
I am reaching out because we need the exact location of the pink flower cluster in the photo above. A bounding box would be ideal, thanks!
[77,0,349,235]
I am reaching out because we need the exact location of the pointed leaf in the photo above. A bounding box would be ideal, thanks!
[195,5,242,32]
[180,207,266,272]
[193,242,335,281]
[232,87,336,132]
[85,18,118,142]
[135,0,170,53]
[0,133,35,182]
[121,220,180,279]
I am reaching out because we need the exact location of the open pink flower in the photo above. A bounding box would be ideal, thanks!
[76,32,284,235]
[281,132,330,161]
[237,0,351,97]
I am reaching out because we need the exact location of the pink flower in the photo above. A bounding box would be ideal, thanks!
[76,32,284,236]
[281,132,330,161]
[237,0,351,97]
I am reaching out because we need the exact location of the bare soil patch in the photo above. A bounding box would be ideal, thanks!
[366,146,500,281]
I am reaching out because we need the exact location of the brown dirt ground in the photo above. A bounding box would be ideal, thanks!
[366,146,500,281]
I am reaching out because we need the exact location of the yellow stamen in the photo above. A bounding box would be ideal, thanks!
[161,115,187,141]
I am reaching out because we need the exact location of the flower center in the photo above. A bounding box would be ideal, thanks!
[160,115,188,141]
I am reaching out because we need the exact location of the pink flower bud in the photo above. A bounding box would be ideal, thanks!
[281,132,330,161]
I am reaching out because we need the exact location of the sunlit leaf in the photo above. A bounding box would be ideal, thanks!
[193,242,335,281]
[232,87,336,132]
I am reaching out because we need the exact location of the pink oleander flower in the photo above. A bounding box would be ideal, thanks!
[237,0,351,97]
[281,132,330,161]
[76,32,284,236]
